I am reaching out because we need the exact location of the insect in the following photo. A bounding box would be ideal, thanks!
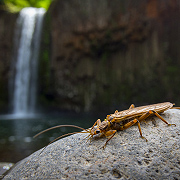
[34,102,179,151]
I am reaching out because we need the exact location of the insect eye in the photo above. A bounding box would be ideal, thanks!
[96,130,100,134]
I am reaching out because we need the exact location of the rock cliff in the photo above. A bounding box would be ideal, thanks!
[0,9,17,112]
[39,0,180,112]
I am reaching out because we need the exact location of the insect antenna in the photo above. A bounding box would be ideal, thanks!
[38,131,89,155]
[33,124,90,138]
[33,124,91,155]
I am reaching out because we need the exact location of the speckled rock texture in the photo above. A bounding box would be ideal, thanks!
[4,109,180,180]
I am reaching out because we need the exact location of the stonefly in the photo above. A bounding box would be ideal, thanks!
[34,102,179,153]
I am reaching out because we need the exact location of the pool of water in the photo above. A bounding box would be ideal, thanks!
[0,112,102,163]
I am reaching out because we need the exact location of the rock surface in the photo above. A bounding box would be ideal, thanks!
[0,162,14,177]
[3,109,180,180]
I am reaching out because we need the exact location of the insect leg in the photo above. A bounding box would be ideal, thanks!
[114,104,135,113]
[128,109,176,141]
[132,110,173,141]
[121,119,139,130]
[120,119,148,141]
[90,119,101,130]
[138,110,176,126]
[129,104,135,109]
[170,103,180,109]
[147,110,176,126]
[97,119,102,126]
[171,107,180,109]
[136,120,148,141]
[102,130,117,149]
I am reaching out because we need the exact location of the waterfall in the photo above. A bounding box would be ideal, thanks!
[11,7,45,117]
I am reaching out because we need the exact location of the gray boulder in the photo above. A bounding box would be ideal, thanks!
[4,109,180,180]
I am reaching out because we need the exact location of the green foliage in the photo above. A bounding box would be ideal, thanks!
[4,0,53,12]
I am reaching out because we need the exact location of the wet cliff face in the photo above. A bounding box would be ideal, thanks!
[38,0,180,112]
[0,10,17,112]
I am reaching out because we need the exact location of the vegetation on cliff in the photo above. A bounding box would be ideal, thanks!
[1,0,52,12]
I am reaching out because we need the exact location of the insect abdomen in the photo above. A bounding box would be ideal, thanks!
[110,102,174,121]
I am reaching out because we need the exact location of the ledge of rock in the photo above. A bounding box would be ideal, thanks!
[4,109,180,180]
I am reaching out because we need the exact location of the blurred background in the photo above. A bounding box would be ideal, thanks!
[0,0,180,165]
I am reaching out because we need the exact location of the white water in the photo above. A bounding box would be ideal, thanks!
[11,7,45,118]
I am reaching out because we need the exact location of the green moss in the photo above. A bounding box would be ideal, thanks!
[4,0,53,12]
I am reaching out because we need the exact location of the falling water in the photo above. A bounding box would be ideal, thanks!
[11,7,45,117]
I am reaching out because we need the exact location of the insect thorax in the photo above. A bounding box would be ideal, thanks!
[110,119,132,131]
[99,121,109,130]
